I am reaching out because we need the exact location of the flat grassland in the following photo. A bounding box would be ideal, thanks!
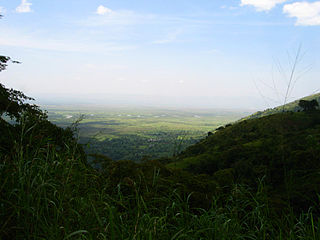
[45,105,250,161]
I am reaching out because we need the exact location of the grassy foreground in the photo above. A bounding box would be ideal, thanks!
[1,114,320,239]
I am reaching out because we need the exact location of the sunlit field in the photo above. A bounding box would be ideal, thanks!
[2,0,320,238]
[45,105,251,161]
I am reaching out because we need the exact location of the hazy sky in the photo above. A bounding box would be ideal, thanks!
[0,0,319,109]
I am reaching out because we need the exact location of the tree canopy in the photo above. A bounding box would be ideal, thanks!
[0,54,42,120]
[0,49,82,156]
[298,99,319,112]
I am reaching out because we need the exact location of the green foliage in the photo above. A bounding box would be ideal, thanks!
[0,83,41,120]
[299,99,319,112]
[0,54,32,121]
[47,107,245,161]
[171,111,320,212]
[213,168,235,187]
[1,106,320,238]
[2,55,320,238]
[2,135,320,239]
[81,132,199,161]
[244,92,320,120]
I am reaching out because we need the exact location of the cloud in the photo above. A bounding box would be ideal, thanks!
[240,0,287,11]
[85,7,154,26]
[93,5,156,26]
[16,0,32,13]
[202,49,220,54]
[221,5,238,10]
[0,6,6,15]
[152,30,182,44]
[96,5,113,15]
[87,6,206,27]
[0,28,136,53]
[283,1,320,26]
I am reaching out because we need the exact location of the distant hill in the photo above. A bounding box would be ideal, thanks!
[3,84,320,237]
[243,92,320,120]
[168,110,320,211]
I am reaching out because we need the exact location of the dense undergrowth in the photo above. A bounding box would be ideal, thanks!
[1,55,320,238]
[1,107,320,239]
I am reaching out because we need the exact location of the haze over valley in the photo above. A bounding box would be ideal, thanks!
[1,0,320,239]
[1,0,319,111]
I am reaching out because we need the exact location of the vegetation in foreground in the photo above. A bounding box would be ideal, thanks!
[1,57,320,239]
[1,83,320,239]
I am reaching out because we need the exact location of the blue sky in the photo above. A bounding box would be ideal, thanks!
[0,0,319,109]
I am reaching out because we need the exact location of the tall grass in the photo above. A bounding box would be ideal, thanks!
[1,120,320,239]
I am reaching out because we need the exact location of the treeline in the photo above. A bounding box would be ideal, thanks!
[80,132,200,162]
[2,56,320,238]
[246,93,320,120]
[2,105,320,238]
[170,110,320,213]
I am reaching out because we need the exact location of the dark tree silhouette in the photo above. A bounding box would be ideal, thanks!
[0,55,11,72]
[0,56,20,72]
[298,99,319,112]
[0,55,38,120]
[0,36,82,156]
[0,15,32,120]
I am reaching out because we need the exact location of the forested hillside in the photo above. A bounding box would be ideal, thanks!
[2,81,320,238]
[168,110,320,212]
[2,0,320,237]
[2,53,320,239]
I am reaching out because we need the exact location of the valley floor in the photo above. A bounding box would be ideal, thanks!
[45,106,249,161]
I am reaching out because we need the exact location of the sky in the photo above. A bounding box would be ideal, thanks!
[0,0,319,109]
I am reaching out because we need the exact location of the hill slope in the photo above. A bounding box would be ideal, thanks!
[2,53,320,238]
[2,100,320,238]
[168,111,320,210]
[2,70,320,238]
[245,92,320,120]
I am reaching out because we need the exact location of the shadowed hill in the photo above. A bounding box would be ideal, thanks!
[168,110,320,211]
[2,44,320,238]
[1,52,320,237]
[2,92,320,238]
